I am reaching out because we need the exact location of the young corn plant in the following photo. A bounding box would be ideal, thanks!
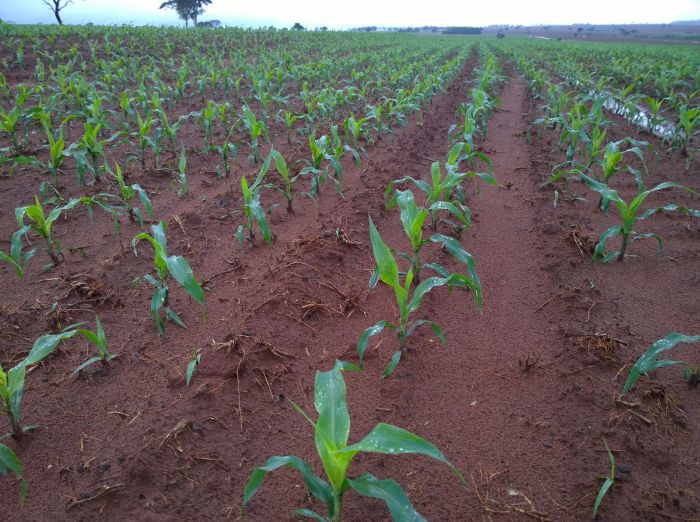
[330,124,358,169]
[242,105,265,162]
[175,147,188,198]
[579,174,699,262]
[593,439,616,519]
[186,349,201,387]
[450,138,493,172]
[132,222,205,336]
[244,360,465,521]
[110,161,153,226]
[386,152,494,233]
[0,444,26,506]
[343,114,369,151]
[77,121,108,183]
[236,164,273,246]
[642,96,665,134]
[0,102,27,155]
[15,196,84,267]
[300,134,343,198]
[198,100,218,151]
[674,104,699,157]
[357,216,482,377]
[70,316,117,378]
[279,109,302,143]
[153,99,189,157]
[135,110,154,168]
[621,333,700,394]
[0,226,35,278]
[34,107,70,186]
[547,138,647,211]
[1,326,91,439]
[388,189,478,286]
[262,147,296,213]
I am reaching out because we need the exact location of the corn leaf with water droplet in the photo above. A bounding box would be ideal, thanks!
[164,255,205,304]
[349,473,426,522]
[314,364,356,492]
[622,333,700,395]
[340,423,464,483]
[24,329,81,367]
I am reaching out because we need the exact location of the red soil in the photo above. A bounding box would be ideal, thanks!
[1,60,698,521]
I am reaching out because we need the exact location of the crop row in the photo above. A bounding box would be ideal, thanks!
[0,29,476,516]
[492,36,700,518]
[492,38,700,158]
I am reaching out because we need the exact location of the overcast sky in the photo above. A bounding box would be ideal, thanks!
[2,0,700,28]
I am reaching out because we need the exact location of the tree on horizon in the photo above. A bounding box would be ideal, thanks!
[159,0,212,28]
[42,0,73,24]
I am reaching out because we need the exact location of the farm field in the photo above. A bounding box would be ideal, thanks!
[0,25,699,521]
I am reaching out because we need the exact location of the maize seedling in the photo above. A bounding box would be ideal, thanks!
[70,316,117,378]
[1,326,96,438]
[592,439,616,519]
[358,216,482,377]
[236,155,276,245]
[132,222,205,335]
[186,349,201,387]
[110,161,153,226]
[244,360,464,521]
[0,226,35,278]
[579,174,699,262]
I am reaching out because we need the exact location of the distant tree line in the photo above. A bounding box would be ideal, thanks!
[442,27,482,35]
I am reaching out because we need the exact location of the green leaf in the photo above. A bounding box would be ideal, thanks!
[407,319,446,346]
[469,172,498,185]
[593,440,615,518]
[349,473,426,522]
[249,197,273,244]
[151,222,169,253]
[70,356,104,378]
[628,181,691,217]
[132,184,154,218]
[295,509,330,522]
[622,333,700,395]
[382,351,402,379]
[164,255,205,304]
[579,173,623,206]
[186,353,200,387]
[243,455,332,507]
[368,216,401,292]
[24,329,80,367]
[178,146,186,173]
[164,306,186,328]
[7,364,26,423]
[314,365,356,491]
[315,366,351,448]
[357,320,395,367]
[341,423,456,472]
[407,277,448,314]
[592,225,622,262]
[638,203,700,221]
[593,478,614,518]
[396,190,427,247]
[149,281,167,336]
[428,201,468,226]
[429,234,482,308]
[0,443,26,506]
